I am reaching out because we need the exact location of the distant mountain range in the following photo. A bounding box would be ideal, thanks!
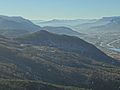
[88,17,120,32]
[2,15,120,38]
[0,15,42,37]
[32,19,96,27]
[0,15,81,37]
[32,16,120,33]
[74,16,120,33]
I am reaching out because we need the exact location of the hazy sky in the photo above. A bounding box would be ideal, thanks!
[0,0,120,20]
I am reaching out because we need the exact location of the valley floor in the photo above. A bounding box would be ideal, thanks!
[79,31,120,61]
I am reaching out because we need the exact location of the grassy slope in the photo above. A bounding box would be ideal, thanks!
[0,79,88,90]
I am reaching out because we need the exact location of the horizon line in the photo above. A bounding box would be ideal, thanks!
[0,14,120,21]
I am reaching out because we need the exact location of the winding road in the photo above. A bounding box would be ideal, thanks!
[107,39,120,47]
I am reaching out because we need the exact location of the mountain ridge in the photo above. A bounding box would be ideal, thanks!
[15,30,120,66]
[0,15,42,37]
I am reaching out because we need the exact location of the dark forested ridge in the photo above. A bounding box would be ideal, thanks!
[0,31,120,90]
[16,30,119,65]
[0,15,42,38]
[43,26,82,36]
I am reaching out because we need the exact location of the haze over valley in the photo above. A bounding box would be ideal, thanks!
[32,17,120,58]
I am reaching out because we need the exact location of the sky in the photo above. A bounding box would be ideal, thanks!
[0,0,120,20]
